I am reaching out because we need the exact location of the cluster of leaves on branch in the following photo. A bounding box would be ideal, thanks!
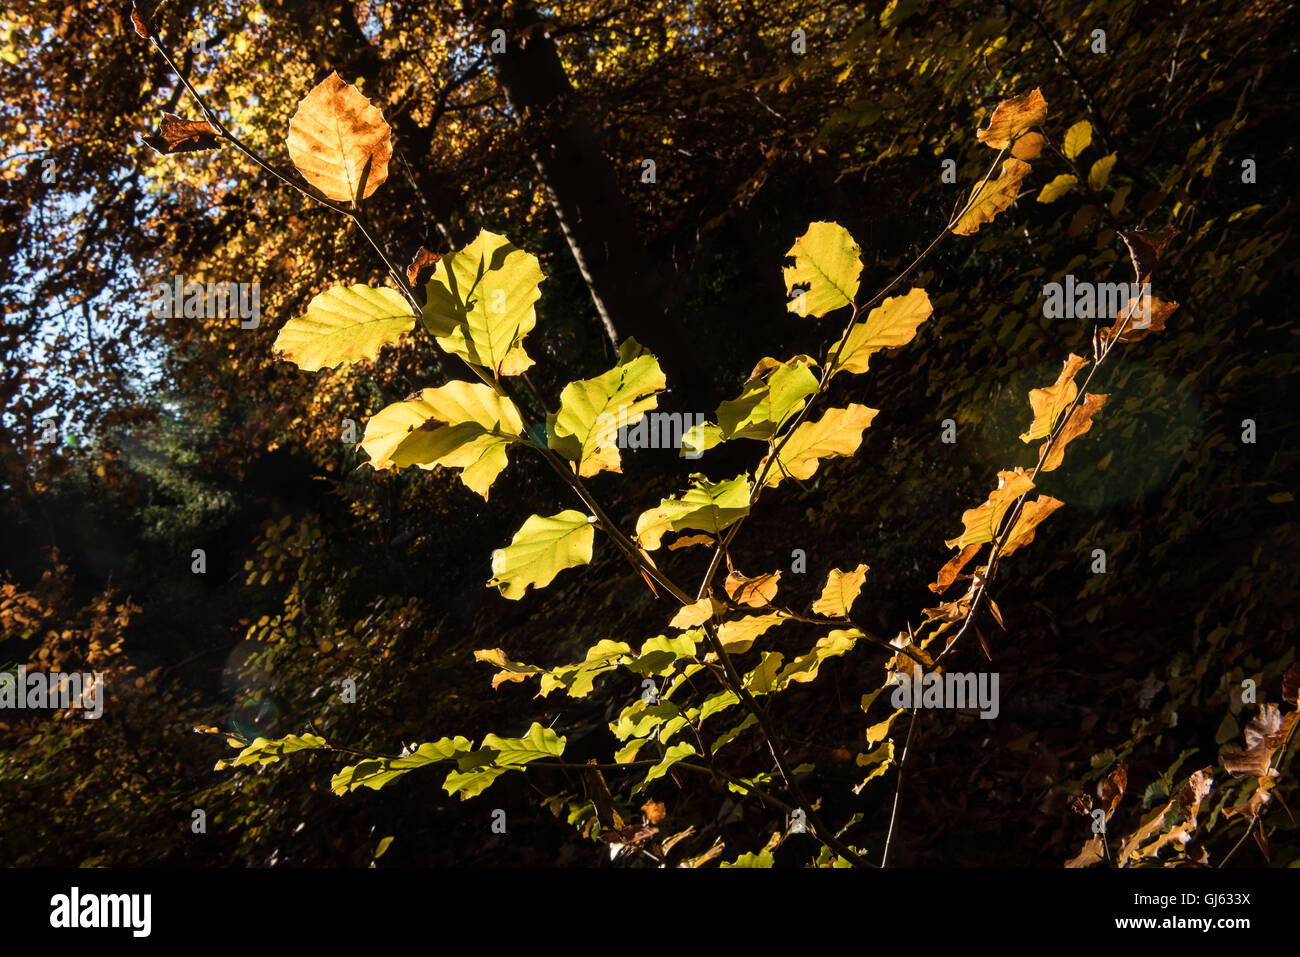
[148,54,1294,867]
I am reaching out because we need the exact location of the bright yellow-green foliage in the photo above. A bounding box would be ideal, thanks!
[274,284,414,371]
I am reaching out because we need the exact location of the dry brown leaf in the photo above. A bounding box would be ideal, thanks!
[1101,295,1178,345]
[1222,705,1298,777]
[1001,496,1065,555]
[142,113,220,155]
[406,246,441,286]
[930,543,981,594]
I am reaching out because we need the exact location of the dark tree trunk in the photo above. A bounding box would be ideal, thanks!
[481,4,704,390]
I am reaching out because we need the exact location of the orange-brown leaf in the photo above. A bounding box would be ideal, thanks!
[976,89,1048,149]
[945,468,1035,549]
[1040,394,1107,472]
[725,570,781,608]
[1020,354,1087,443]
[1001,496,1065,555]
[951,158,1032,236]
[142,113,220,155]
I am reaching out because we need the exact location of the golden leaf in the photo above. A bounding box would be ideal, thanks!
[951,158,1032,236]
[287,73,393,201]
[975,89,1048,149]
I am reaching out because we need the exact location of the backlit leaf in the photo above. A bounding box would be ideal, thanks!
[1019,354,1088,442]
[331,737,473,794]
[1001,496,1065,556]
[1088,153,1118,191]
[952,158,1031,236]
[548,338,666,477]
[287,72,392,201]
[1039,394,1107,472]
[716,356,819,441]
[1063,120,1093,160]
[725,570,781,607]
[945,468,1035,549]
[782,221,862,317]
[1037,173,1077,204]
[975,89,1047,149]
[761,404,879,487]
[274,284,414,372]
[423,228,543,377]
[830,288,933,378]
[359,381,524,499]
[488,511,595,600]
[812,564,869,617]
[636,474,752,550]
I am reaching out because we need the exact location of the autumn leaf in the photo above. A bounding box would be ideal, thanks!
[952,158,1032,236]
[287,73,392,201]
[1100,295,1178,345]
[359,381,525,499]
[783,221,862,317]
[716,612,788,653]
[1020,354,1087,442]
[1037,173,1077,204]
[669,597,723,629]
[945,468,1035,549]
[636,474,751,550]
[274,285,414,372]
[725,570,781,608]
[142,113,220,155]
[406,246,441,286]
[1088,153,1118,191]
[1063,120,1093,160]
[716,356,819,441]
[1221,704,1298,777]
[761,404,879,487]
[830,288,932,377]
[423,228,543,377]
[1039,394,1107,472]
[1119,228,1176,283]
[1000,496,1065,555]
[930,544,981,594]
[975,89,1047,149]
[548,338,666,477]
[1011,132,1044,160]
[488,511,595,600]
[812,564,869,617]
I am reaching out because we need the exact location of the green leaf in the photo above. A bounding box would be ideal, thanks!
[488,510,595,599]
[830,288,932,378]
[742,651,785,695]
[774,630,859,690]
[721,849,775,868]
[611,700,685,740]
[783,221,862,317]
[215,732,328,770]
[626,633,699,677]
[474,640,632,697]
[422,228,543,377]
[636,474,752,550]
[761,404,878,487]
[360,381,525,499]
[639,742,696,789]
[716,357,819,441]
[330,737,473,794]
[1037,173,1077,204]
[274,285,414,371]
[548,338,666,477]
[443,723,566,800]
[1063,120,1092,160]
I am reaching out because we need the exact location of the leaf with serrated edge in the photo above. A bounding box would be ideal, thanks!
[548,338,665,476]
[359,381,524,499]
[762,404,878,487]
[488,511,594,599]
[831,288,932,377]
[636,474,751,550]
[423,228,543,377]
[443,723,566,800]
[812,564,869,617]
[275,285,413,371]
[331,737,472,794]
[783,222,862,317]
[775,630,859,689]
[287,73,392,201]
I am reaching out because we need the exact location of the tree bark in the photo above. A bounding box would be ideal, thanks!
[482,4,703,388]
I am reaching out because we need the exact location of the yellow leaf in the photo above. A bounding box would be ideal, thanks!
[812,564,869,617]
[1020,354,1088,442]
[952,158,1031,236]
[1039,394,1107,472]
[1088,153,1118,191]
[274,284,413,371]
[287,73,392,201]
[725,570,781,608]
[762,404,879,487]
[716,613,787,654]
[945,468,1035,549]
[1037,173,1077,204]
[1001,496,1065,555]
[1063,120,1093,160]
[830,288,932,377]
[782,222,862,317]
[1011,132,1044,160]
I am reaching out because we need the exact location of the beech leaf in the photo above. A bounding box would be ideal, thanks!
[488,511,595,600]
[287,73,392,201]
[274,284,414,372]
[783,221,862,317]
